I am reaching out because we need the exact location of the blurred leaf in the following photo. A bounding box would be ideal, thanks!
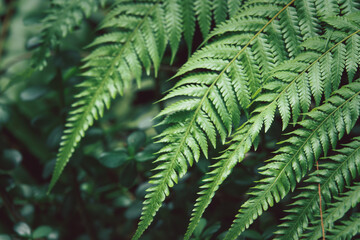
[20,204,34,219]
[119,161,137,187]
[202,222,221,237]
[135,143,161,162]
[97,149,128,168]
[32,225,52,238]
[0,105,9,125]
[113,195,132,208]
[194,218,207,237]
[26,36,42,50]
[125,200,142,219]
[0,149,22,171]
[20,86,47,101]
[14,222,31,237]
[127,131,146,155]
[196,158,209,173]
[0,174,14,189]
[42,159,56,179]
[0,235,11,240]
[135,182,152,198]
[241,230,263,239]
[63,67,79,80]
[46,126,63,149]
[80,182,94,194]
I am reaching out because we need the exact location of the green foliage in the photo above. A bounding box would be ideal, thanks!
[1,0,360,239]
[32,0,107,70]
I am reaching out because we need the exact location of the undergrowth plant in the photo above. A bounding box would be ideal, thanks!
[32,0,360,239]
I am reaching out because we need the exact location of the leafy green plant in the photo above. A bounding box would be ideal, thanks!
[19,0,360,239]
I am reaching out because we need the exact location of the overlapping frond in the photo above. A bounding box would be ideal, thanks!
[186,16,360,240]
[33,0,107,70]
[306,182,360,239]
[134,1,295,238]
[327,213,360,239]
[224,81,360,240]
[51,0,248,193]
[49,0,164,192]
[45,0,360,238]
[276,137,360,239]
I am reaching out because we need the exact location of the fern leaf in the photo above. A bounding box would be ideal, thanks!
[165,0,183,63]
[224,81,360,240]
[32,0,105,70]
[339,0,360,15]
[279,6,302,58]
[275,136,360,239]
[345,33,359,82]
[327,213,360,240]
[193,0,212,39]
[182,0,196,55]
[49,1,162,192]
[213,0,228,25]
[228,0,242,17]
[184,123,254,240]
[134,1,296,238]
[306,182,360,240]
[294,0,320,39]
[315,0,339,17]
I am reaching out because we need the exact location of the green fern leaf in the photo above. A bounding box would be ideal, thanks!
[195,0,212,38]
[165,0,183,63]
[279,6,302,58]
[224,81,360,240]
[32,0,106,70]
[345,33,359,82]
[228,0,242,17]
[275,136,360,239]
[49,1,163,192]
[182,0,196,55]
[294,0,320,39]
[133,1,296,238]
[306,182,360,240]
[327,213,360,240]
[213,0,228,25]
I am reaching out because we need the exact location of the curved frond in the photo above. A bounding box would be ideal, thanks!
[306,182,360,239]
[134,1,295,239]
[33,0,106,70]
[275,136,360,239]
[51,0,250,193]
[49,0,163,192]
[327,213,360,240]
[186,22,360,239]
[224,81,360,239]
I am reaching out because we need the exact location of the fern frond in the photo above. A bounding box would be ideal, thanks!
[134,1,295,238]
[164,0,183,63]
[32,0,106,70]
[306,182,360,240]
[193,21,359,240]
[175,2,360,239]
[49,0,163,192]
[327,213,360,240]
[51,0,253,193]
[224,81,360,240]
[275,136,360,239]
[194,0,212,38]
[182,0,196,56]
